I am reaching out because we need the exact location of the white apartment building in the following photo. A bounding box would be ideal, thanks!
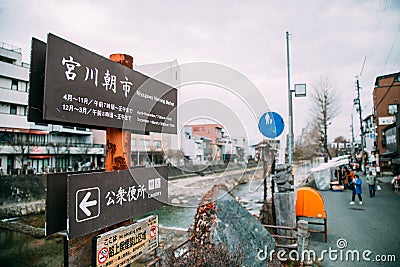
[0,41,104,175]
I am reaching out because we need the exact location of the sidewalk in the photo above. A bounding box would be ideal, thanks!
[308,172,400,266]
[377,174,395,184]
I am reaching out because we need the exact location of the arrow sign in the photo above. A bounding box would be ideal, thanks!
[79,192,98,217]
[76,187,100,222]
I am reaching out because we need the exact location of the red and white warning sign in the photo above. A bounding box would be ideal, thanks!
[150,225,157,238]
[93,215,158,267]
[97,247,109,264]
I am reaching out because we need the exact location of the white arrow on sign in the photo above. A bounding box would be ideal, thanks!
[79,192,98,217]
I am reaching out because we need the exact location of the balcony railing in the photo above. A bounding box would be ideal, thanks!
[0,41,21,53]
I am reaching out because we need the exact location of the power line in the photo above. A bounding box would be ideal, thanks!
[382,23,400,73]
[359,0,387,78]
[372,0,387,33]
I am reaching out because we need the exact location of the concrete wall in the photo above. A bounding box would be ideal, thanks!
[0,175,46,205]
[0,175,46,218]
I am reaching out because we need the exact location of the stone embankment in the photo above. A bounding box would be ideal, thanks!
[0,200,46,238]
[0,199,45,218]
[168,165,263,206]
[0,217,45,238]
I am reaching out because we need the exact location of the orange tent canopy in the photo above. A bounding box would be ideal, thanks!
[296,187,326,219]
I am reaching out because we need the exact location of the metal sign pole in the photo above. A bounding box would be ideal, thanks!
[286,31,293,166]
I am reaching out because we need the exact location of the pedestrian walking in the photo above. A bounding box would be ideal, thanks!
[343,167,352,190]
[366,171,376,198]
[349,174,363,205]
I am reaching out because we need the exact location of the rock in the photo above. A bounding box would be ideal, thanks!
[190,185,275,267]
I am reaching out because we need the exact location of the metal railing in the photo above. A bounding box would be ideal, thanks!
[0,41,22,53]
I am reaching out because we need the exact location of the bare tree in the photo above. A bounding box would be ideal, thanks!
[308,76,340,162]
[294,122,321,160]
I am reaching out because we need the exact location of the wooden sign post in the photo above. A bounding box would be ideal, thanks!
[66,53,135,267]
[104,54,133,234]
[29,33,175,267]
[106,54,133,172]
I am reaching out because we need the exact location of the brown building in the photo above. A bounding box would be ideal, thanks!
[373,72,400,170]
[189,124,224,161]
[190,124,224,144]
[188,124,249,163]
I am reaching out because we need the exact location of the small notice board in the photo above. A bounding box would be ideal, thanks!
[93,215,159,267]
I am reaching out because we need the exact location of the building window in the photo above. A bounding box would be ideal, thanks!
[140,139,149,149]
[131,139,136,150]
[193,127,204,132]
[30,134,46,145]
[388,104,398,115]
[10,104,17,115]
[153,140,161,149]
[11,79,18,90]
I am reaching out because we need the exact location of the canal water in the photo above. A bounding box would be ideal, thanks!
[0,160,321,266]
[153,158,322,230]
[153,178,268,230]
[0,229,64,266]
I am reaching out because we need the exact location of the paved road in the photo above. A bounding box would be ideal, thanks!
[309,174,400,266]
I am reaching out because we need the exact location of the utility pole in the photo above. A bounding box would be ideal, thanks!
[286,31,294,166]
[356,79,364,150]
[355,78,364,171]
[351,111,355,159]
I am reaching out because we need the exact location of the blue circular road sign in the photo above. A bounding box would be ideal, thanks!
[258,111,285,138]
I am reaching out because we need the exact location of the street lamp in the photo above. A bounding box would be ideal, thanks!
[294,83,307,97]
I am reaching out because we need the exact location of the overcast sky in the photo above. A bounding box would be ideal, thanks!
[1,0,399,145]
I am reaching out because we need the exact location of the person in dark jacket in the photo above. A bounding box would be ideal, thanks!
[366,171,376,197]
[349,174,363,205]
